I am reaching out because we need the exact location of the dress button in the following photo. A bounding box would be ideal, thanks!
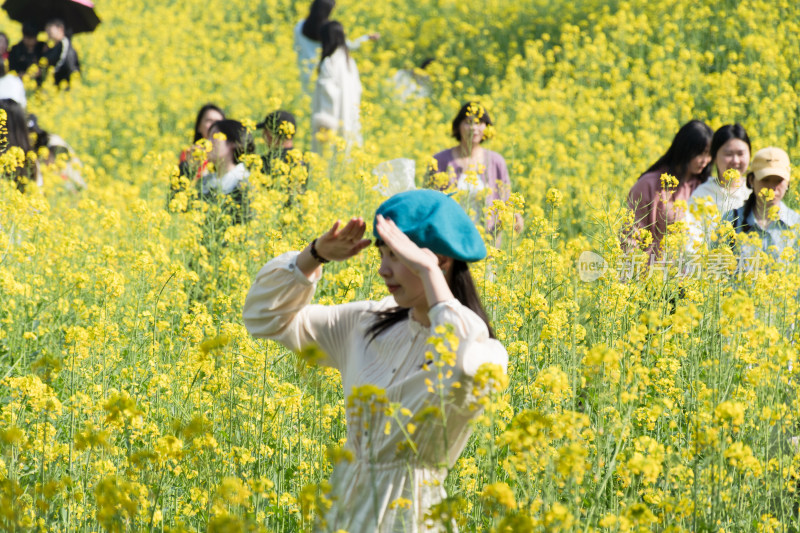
[288,263,295,270]
[392,368,396,373]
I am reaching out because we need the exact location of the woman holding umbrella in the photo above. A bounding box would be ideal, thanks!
[3,0,99,86]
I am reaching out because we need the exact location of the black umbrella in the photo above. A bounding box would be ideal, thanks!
[2,0,100,35]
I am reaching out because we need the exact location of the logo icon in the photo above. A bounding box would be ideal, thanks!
[577,251,608,282]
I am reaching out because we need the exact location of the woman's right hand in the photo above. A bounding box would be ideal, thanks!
[314,217,372,262]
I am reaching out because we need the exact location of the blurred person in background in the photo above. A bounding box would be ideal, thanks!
[294,0,378,95]
[257,109,298,173]
[200,119,255,224]
[311,20,362,153]
[0,60,26,109]
[29,114,86,192]
[178,103,225,179]
[0,32,9,61]
[685,124,751,251]
[428,101,522,235]
[256,109,308,205]
[43,19,80,87]
[723,147,799,263]
[392,58,434,101]
[626,120,713,258]
[170,103,226,210]
[8,22,47,85]
[0,98,39,191]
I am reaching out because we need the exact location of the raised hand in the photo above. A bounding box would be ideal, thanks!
[315,217,372,262]
[375,214,439,277]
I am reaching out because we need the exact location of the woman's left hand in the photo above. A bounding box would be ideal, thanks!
[375,214,439,277]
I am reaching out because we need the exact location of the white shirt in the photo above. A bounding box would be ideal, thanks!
[311,47,362,152]
[0,74,26,109]
[243,252,508,532]
[391,69,432,101]
[201,162,249,195]
[685,177,750,252]
[294,19,370,95]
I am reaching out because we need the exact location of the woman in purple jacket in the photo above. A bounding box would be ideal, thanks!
[428,102,523,234]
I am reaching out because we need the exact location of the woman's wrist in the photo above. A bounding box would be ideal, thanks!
[309,238,330,263]
[296,242,326,277]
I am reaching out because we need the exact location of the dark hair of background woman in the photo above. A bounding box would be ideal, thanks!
[302,0,336,42]
[731,172,759,234]
[451,101,493,142]
[193,104,226,143]
[208,119,255,164]
[367,244,495,341]
[710,123,751,169]
[0,99,35,191]
[644,119,713,183]
[0,99,32,154]
[319,20,348,73]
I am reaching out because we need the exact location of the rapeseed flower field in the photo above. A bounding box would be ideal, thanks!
[3,0,800,530]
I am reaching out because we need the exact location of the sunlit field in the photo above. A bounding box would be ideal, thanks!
[3,0,800,530]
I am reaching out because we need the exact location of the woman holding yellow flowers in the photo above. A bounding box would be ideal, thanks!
[244,189,508,532]
[429,102,521,233]
[723,147,800,263]
[626,119,713,257]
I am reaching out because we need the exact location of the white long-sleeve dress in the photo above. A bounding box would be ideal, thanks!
[293,19,371,95]
[243,252,508,532]
[311,47,362,153]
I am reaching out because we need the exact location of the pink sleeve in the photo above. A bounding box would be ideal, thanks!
[628,175,658,232]
[494,153,510,202]
[428,149,457,189]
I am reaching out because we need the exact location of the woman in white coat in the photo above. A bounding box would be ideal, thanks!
[311,20,363,153]
[294,0,378,96]
[243,189,508,532]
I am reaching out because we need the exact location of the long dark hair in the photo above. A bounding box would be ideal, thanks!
[367,256,496,341]
[0,99,35,191]
[193,103,225,143]
[319,20,348,73]
[710,123,751,177]
[302,0,335,41]
[208,119,255,164]
[732,171,761,234]
[645,120,713,183]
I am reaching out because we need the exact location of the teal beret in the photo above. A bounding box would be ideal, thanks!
[373,189,487,262]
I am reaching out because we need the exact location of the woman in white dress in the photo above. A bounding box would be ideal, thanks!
[294,0,378,96]
[243,189,508,532]
[311,20,363,153]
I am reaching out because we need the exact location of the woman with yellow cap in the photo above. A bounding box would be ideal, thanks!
[724,147,800,262]
[243,189,508,532]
